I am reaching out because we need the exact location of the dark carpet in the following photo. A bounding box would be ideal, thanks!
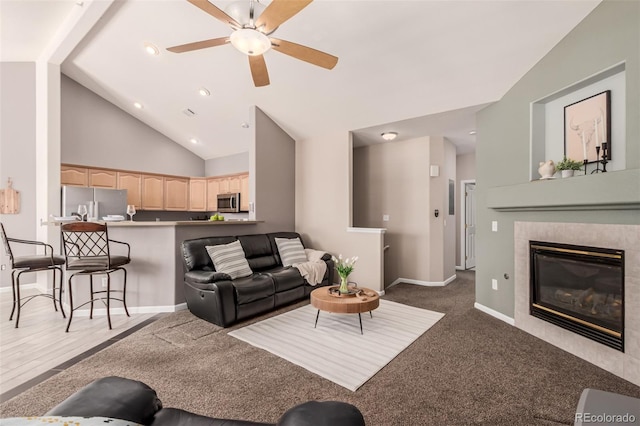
[1,271,639,425]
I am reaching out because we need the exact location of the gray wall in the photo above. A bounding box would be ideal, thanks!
[61,75,205,176]
[0,63,37,287]
[205,152,249,176]
[476,0,640,317]
[253,107,295,232]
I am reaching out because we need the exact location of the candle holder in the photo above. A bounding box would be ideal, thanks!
[591,142,608,174]
[583,159,589,175]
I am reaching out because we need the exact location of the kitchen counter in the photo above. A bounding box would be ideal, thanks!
[107,220,262,227]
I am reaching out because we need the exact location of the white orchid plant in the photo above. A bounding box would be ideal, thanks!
[332,254,358,279]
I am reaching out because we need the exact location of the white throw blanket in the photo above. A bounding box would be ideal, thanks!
[293,249,327,285]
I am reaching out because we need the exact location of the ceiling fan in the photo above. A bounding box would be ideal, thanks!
[167,0,338,87]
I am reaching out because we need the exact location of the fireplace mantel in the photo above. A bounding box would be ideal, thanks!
[487,169,640,212]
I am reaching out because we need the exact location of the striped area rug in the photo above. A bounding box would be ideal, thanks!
[228,299,445,391]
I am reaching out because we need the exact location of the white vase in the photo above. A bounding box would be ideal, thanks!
[538,160,556,179]
[561,170,575,178]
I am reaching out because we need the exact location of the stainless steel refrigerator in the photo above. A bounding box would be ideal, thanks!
[61,186,128,219]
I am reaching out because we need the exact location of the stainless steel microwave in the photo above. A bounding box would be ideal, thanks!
[217,193,241,213]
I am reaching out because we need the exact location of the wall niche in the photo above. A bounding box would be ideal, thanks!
[530,63,626,181]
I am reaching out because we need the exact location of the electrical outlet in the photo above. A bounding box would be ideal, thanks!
[102,277,108,288]
[492,279,498,291]
[0,264,5,271]
[382,215,389,222]
[491,221,498,232]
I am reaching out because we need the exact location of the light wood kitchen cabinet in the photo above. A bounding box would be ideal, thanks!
[206,178,220,211]
[189,178,207,211]
[141,174,164,210]
[228,176,241,193]
[240,174,249,211]
[217,177,230,194]
[61,165,88,187]
[88,168,117,188]
[164,177,189,211]
[117,172,142,209]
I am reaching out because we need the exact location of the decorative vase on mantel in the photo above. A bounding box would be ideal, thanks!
[339,275,350,294]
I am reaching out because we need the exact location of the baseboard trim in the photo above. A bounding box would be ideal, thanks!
[474,302,515,326]
[73,303,188,317]
[455,265,464,271]
[388,274,457,288]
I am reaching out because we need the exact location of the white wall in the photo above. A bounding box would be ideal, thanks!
[456,152,476,267]
[61,75,204,176]
[0,63,38,287]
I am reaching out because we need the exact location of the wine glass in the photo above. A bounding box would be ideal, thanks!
[77,204,88,221]
[127,204,136,221]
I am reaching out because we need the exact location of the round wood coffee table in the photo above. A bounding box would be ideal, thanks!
[310,286,380,334]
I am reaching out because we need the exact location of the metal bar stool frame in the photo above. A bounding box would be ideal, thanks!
[1,222,66,328]
[60,222,131,332]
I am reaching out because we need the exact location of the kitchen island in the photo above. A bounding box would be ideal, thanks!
[51,220,290,316]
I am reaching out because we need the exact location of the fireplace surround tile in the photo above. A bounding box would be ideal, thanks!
[514,222,640,386]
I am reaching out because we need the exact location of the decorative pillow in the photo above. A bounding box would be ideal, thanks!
[206,240,252,279]
[275,237,308,267]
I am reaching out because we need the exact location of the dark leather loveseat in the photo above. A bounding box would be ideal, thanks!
[45,376,366,425]
[181,232,334,327]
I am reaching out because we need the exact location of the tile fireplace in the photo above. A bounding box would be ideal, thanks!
[514,222,639,386]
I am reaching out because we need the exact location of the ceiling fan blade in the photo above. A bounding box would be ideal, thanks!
[167,37,229,53]
[249,55,270,87]
[255,0,313,34]
[186,0,241,28]
[270,38,338,70]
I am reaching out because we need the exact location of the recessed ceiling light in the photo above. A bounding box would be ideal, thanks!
[198,87,210,97]
[133,102,143,109]
[189,138,199,144]
[381,132,398,141]
[469,130,477,135]
[144,42,159,56]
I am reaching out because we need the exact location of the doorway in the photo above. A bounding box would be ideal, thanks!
[461,181,476,270]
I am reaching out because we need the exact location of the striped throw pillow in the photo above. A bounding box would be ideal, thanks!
[206,240,252,279]
[275,237,308,267]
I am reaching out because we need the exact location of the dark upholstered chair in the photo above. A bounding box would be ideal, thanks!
[60,222,130,332]
[1,222,66,328]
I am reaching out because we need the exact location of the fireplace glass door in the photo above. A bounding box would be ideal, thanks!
[530,241,624,351]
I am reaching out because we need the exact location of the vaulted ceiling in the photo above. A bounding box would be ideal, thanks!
[1,0,600,159]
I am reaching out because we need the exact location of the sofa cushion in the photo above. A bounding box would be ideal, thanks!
[232,274,274,304]
[206,241,253,280]
[263,266,305,292]
[238,234,278,271]
[275,237,307,267]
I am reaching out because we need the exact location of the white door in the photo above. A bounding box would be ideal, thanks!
[464,183,476,269]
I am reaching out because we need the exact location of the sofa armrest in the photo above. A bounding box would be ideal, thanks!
[321,252,332,261]
[277,401,365,426]
[184,279,237,327]
[45,376,162,425]
[185,270,232,285]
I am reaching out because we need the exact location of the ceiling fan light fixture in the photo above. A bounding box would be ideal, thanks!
[381,132,398,141]
[230,28,271,56]
[225,0,266,27]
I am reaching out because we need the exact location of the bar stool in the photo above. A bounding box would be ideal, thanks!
[1,222,66,327]
[60,222,131,332]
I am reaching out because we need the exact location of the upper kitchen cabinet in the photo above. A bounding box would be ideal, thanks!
[141,174,164,210]
[88,168,117,188]
[206,178,220,211]
[240,174,250,212]
[189,178,207,212]
[164,177,189,211]
[61,165,88,187]
[117,172,142,209]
